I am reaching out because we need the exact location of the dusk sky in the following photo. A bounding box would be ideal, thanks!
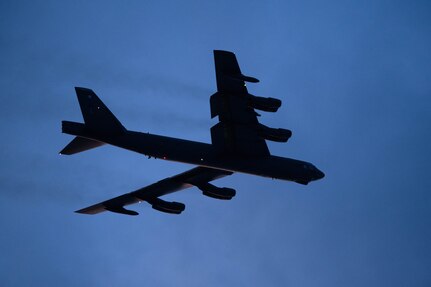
[1,0,430,286]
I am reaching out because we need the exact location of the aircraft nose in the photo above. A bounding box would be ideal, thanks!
[316,169,325,180]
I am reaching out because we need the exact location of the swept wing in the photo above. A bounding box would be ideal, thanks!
[76,167,233,215]
[210,50,275,156]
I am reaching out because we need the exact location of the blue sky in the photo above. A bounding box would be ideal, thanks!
[1,0,430,286]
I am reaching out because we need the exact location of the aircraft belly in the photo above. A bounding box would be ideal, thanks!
[107,131,307,182]
[111,131,217,164]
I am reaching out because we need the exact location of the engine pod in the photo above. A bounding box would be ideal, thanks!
[249,95,282,112]
[258,124,292,142]
[197,183,236,200]
[147,197,185,214]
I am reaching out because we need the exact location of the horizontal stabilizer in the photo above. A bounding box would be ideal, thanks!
[59,137,105,155]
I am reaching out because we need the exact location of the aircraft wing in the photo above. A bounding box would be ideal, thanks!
[210,50,271,156]
[75,167,233,215]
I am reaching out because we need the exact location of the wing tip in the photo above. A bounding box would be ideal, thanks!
[74,209,96,215]
[75,205,140,216]
[75,204,107,215]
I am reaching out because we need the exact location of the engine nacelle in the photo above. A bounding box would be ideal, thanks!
[249,95,282,112]
[228,73,259,83]
[258,124,292,142]
[197,183,236,200]
[148,198,185,214]
[105,206,139,216]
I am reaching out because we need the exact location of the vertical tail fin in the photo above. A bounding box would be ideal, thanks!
[75,87,126,134]
[60,87,126,155]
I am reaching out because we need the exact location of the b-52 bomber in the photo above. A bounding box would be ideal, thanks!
[60,50,324,216]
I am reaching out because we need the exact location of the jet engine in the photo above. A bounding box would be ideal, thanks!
[147,197,186,214]
[248,95,282,112]
[258,123,292,142]
[105,205,139,216]
[197,183,236,200]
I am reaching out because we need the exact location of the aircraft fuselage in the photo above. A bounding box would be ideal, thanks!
[63,121,324,184]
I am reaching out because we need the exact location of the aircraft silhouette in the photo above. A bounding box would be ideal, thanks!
[60,50,324,216]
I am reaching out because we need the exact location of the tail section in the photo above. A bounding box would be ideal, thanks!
[75,87,125,134]
[59,137,105,155]
[60,87,126,155]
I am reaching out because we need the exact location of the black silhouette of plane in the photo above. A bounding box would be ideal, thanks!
[60,50,324,216]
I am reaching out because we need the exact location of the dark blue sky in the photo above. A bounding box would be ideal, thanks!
[1,0,430,286]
